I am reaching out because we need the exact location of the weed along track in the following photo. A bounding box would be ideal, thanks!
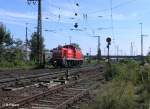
[0,65,105,109]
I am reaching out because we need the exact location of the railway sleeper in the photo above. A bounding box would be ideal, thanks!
[36,79,51,83]
[29,103,55,109]
[66,88,87,91]
[71,105,80,109]
[37,100,59,105]
[54,90,89,109]
[53,80,66,85]
[60,90,81,94]
[70,84,91,89]
[58,92,79,96]
[45,97,65,101]
[39,97,66,105]
[52,94,74,98]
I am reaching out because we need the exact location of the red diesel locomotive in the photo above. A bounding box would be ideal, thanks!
[50,44,83,67]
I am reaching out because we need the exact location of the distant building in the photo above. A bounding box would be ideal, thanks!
[44,50,51,61]
[21,44,31,61]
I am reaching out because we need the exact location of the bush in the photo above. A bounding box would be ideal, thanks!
[81,81,135,109]
[111,60,142,85]
[81,60,150,109]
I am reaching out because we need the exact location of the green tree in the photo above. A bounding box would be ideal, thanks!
[1,38,24,64]
[0,23,13,46]
[29,32,44,62]
[0,23,13,62]
[0,23,26,67]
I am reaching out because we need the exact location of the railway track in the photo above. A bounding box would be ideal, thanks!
[0,65,96,89]
[0,65,105,109]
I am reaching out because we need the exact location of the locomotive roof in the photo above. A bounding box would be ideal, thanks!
[63,44,81,50]
[50,44,81,52]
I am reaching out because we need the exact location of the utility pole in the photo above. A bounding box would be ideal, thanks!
[92,36,101,60]
[130,42,133,56]
[89,48,91,57]
[139,23,148,62]
[120,50,123,56]
[69,36,72,44]
[139,23,143,58]
[25,23,28,45]
[89,48,91,63]
[27,0,43,66]
[98,36,101,59]
[116,45,119,61]
[25,23,29,61]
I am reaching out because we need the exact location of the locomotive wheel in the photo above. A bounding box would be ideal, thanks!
[68,61,73,68]
[67,61,70,67]
[63,60,68,67]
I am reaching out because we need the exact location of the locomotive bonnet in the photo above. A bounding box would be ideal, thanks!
[50,43,83,67]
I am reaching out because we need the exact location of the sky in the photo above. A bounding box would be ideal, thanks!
[0,0,150,55]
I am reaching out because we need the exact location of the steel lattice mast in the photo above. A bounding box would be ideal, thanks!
[27,0,43,66]
[92,36,101,59]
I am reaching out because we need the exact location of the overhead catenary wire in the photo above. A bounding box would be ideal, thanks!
[110,0,115,41]
[67,0,77,13]
[45,0,139,23]
[110,0,118,56]
[113,0,138,9]
[45,0,110,39]
[44,0,139,40]
[88,0,139,14]
[45,1,74,24]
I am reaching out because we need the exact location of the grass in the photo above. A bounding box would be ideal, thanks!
[81,81,135,109]
[81,60,150,109]
[0,61,37,70]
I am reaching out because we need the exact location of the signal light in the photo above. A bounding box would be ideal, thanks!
[106,37,111,44]
[76,3,79,6]
[74,23,78,28]
[75,13,78,16]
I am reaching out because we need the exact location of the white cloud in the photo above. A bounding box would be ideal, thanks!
[0,4,76,27]
[0,9,37,26]
[112,13,139,21]
[0,9,36,20]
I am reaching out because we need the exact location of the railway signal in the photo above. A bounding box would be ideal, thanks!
[27,0,43,67]
[74,23,78,28]
[73,3,79,28]
[106,37,111,62]
[76,3,79,6]
[75,13,78,16]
